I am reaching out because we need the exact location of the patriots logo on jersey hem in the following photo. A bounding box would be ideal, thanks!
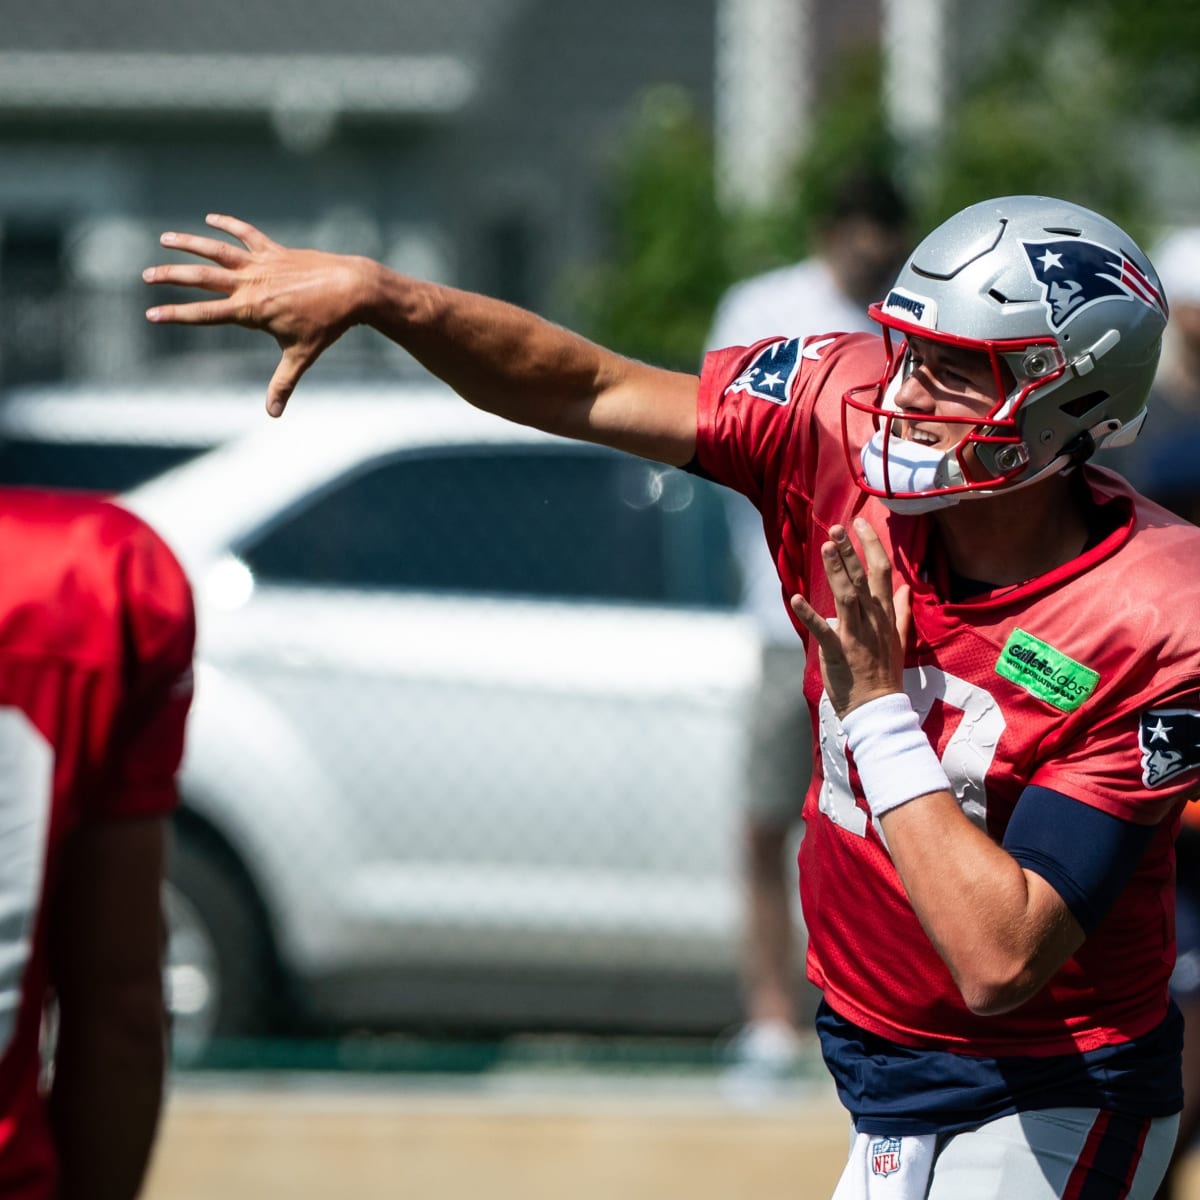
[1022,238,1167,330]
[724,337,802,405]
[1139,708,1200,789]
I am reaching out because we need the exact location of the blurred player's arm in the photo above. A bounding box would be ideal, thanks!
[46,814,169,1200]
[143,214,700,466]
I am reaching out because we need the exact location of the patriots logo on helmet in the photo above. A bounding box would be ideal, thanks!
[724,337,802,405]
[1139,708,1200,789]
[1023,239,1167,330]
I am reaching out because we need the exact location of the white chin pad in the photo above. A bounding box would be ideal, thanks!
[860,431,963,514]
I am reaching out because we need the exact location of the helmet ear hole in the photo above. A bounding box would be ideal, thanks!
[1059,390,1109,419]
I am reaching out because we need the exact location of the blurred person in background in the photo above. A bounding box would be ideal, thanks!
[1104,227,1200,523]
[706,170,911,351]
[707,170,911,1090]
[1097,227,1200,1200]
[146,195,1200,1198]
[0,488,194,1198]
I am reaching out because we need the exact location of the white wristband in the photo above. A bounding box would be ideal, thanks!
[839,693,951,820]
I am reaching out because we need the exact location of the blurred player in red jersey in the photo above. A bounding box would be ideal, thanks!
[146,195,1200,1198]
[0,488,194,1198]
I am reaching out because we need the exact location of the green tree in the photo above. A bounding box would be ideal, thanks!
[1058,0,1200,124]
[571,54,900,369]
[571,86,733,371]
[924,5,1147,238]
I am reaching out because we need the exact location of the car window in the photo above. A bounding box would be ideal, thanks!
[238,446,742,608]
[0,436,206,494]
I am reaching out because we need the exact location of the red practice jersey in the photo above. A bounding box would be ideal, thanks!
[0,488,194,1196]
[696,332,1200,1057]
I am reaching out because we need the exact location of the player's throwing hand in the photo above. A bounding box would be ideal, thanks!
[143,214,374,418]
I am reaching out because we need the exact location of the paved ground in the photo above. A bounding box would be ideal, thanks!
[143,1066,851,1200]
[142,1053,1200,1200]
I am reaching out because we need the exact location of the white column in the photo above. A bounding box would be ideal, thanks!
[881,0,948,154]
[714,0,812,212]
[66,217,153,381]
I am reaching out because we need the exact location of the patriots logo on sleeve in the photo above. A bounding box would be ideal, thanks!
[724,337,803,405]
[1139,708,1200,789]
[1023,239,1167,330]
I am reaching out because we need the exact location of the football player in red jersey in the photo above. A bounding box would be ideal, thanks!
[0,489,194,1198]
[146,195,1200,1198]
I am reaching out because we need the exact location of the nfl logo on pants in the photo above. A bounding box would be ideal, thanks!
[872,1137,902,1178]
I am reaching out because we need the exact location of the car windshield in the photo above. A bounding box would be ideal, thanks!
[0,436,208,494]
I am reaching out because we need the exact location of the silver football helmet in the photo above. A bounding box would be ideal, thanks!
[846,195,1168,506]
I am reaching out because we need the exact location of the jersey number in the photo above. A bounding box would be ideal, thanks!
[817,666,1004,839]
[0,709,53,1056]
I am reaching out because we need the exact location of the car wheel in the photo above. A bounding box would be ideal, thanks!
[165,827,278,1064]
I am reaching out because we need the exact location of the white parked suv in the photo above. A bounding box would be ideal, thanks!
[0,380,786,1057]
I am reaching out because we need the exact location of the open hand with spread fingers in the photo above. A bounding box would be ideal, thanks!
[789,517,910,721]
[143,214,377,418]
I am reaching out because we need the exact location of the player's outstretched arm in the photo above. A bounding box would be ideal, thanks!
[144,214,700,466]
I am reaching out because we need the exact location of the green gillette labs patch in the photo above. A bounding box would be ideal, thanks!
[995,628,1099,712]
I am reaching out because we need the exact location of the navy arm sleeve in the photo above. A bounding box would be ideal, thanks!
[1002,785,1159,935]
